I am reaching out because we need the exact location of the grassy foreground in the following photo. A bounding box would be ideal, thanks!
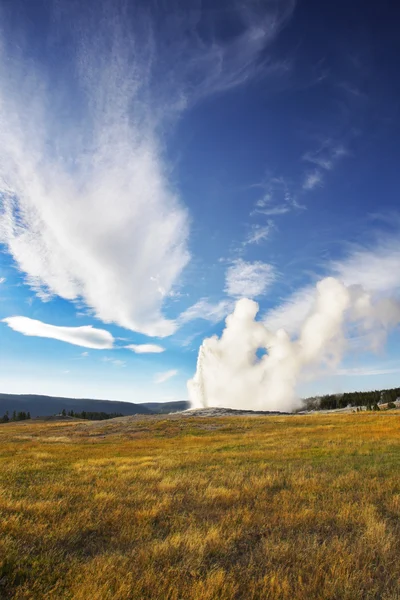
[1,414,400,600]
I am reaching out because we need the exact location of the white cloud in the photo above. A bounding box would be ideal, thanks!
[337,366,400,377]
[244,221,275,245]
[102,357,126,367]
[302,142,348,191]
[154,369,178,384]
[302,170,323,190]
[303,155,333,171]
[331,241,400,293]
[225,259,276,298]
[0,3,294,337]
[0,22,189,338]
[183,2,296,102]
[81,351,89,357]
[255,205,290,216]
[251,177,301,218]
[303,144,348,171]
[179,298,233,324]
[264,285,315,335]
[126,343,165,354]
[112,360,126,368]
[3,316,114,349]
[0,277,5,284]
[264,236,400,335]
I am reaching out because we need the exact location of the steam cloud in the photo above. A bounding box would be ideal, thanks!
[188,277,400,412]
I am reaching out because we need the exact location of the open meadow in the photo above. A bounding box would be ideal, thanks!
[1,413,400,600]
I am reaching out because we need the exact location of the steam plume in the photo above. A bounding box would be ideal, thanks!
[188,277,400,411]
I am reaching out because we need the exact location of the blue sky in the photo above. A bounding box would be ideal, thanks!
[0,0,400,404]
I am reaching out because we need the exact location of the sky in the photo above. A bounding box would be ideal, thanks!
[0,0,400,404]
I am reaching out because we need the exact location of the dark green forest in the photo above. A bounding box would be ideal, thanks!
[0,410,31,423]
[318,387,400,410]
[65,409,123,420]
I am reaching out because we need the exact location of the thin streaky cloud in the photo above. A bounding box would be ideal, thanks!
[126,344,165,354]
[102,357,126,367]
[337,366,400,377]
[3,316,114,349]
[250,177,300,218]
[179,298,233,324]
[331,240,400,293]
[154,369,178,384]
[244,221,275,245]
[303,144,347,171]
[254,204,291,216]
[302,142,348,190]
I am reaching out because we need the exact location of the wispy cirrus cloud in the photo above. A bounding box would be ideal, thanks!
[2,316,114,349]
[255,204,291,216]
[179,298,233,324]
[0,0,295,338]
[302,170,323,191]
[225,259,276,298]
[243,221,275,246]
[302,141,348,191]
[180,0,296,103]
[251,176,303,219]
[0,6,189,338]
[102,357,126,367]
[331,240,400,292]
[126,343,165,354]
[264,235,400,335]
[337,366,400,377]
[154,369,178,384]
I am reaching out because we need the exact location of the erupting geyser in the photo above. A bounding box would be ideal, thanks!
[188,277,400,412]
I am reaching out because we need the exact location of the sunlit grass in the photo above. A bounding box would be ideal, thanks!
[1,413,400,599]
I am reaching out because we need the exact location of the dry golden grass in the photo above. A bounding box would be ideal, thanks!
[1,413,400,599]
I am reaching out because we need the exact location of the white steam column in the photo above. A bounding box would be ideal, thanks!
[187,278,400,412]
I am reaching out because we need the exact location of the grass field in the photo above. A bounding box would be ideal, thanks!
[1,413,400,599]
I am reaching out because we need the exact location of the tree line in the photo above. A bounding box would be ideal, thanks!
[0,411,31,423]
[0,409,123,423]
[62,409,123,420]
[319,387,400,410]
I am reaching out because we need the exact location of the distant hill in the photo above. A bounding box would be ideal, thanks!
[141,401,190,414]
[0,393,152,418]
